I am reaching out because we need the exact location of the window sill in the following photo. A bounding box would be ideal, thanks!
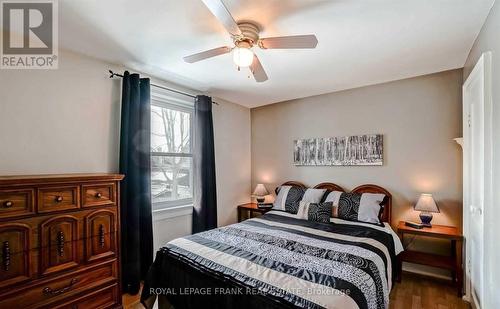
[152,204,193,221]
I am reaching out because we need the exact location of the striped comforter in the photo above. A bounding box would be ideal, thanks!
[141,212,400,309]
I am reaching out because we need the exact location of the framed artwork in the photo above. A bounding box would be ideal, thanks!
[293,134,383,166]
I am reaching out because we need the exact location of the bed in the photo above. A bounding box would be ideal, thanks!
[141,182,403,309]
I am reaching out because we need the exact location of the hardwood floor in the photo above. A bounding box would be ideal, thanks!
[123,290,143,309]
[122,273,470,309]
[390,273,470,309]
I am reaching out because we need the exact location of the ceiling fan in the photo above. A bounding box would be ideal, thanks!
[183,0,318,82]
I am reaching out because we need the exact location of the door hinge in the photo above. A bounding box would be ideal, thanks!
[468,114,471,128]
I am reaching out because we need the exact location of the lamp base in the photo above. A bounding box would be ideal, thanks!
[419,212,433,227]
[256,197,265,204]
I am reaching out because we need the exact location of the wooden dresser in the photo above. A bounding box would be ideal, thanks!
[0,174,124,309]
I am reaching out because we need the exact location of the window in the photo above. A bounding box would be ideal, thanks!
[151,93,193,210]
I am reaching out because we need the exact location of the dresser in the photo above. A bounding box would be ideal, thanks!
[0,174,124,308]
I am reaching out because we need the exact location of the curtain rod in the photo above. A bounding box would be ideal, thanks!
[108,70,219,105]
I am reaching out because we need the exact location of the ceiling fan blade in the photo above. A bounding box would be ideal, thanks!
[258,35,318,49]
[250,54,268,82]
[201,0,242,36]
[183,46,232,63]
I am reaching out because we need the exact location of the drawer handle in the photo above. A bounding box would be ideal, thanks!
[55,196,63,203]
[95,192,102,199]
[57,231,65,256]
[2,241,10,271]
[3,201,13,208]
[42,278,78,296]
[98,224,105,248]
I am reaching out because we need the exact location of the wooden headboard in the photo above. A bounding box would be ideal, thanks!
[313,182,345,192]
[274,181,307,194]
[352,184,392,224]
[275,181,392,224]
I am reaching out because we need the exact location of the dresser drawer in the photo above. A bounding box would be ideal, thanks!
[85,209,117,262]
[82,183,116,208]
[0,223,31,288]
[0,189,34,218]
[53,283,119,309]
[38,186,80,213]
[0,260,117,309]
[40,215,80,276]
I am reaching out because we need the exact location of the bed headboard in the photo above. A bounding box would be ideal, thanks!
[274,181,392,224]
[274,181,307,195]
[352,184,392,224]
[313,182,345,192]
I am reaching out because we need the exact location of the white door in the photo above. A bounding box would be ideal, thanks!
[463,52,492,308]
[465,71,484,308]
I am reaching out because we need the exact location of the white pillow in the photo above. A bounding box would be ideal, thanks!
[324,191,343,205]
[296,201,310,219]
[301,188,327,203]
[358,193,386,224]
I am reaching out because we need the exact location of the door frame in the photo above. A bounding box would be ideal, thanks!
[462,51,492,308]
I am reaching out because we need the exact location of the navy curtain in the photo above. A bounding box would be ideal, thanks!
[192,95,217,233]
[119,71,153,294]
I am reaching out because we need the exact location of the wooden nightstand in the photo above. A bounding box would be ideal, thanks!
[237,203,272,222]
[397,221,463,296]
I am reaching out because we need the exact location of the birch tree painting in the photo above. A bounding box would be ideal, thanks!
[293,134,383,166]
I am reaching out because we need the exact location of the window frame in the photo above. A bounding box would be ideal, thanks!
[150,90,194,211]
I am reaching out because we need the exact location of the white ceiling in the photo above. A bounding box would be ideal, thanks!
[60,0,493,108]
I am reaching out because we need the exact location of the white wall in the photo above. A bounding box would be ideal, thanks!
[152,208,193,254]
[213,98,252,227]
[463,1,500,308]
[0,50,122,173]
[0,49,251,253]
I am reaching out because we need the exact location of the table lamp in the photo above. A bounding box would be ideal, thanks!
[252,184,269,204]
[414,193,440,227]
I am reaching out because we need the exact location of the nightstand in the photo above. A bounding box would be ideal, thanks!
[237,203,272,222]
[397,221,463,296]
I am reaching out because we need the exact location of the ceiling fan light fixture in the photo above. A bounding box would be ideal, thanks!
[232,47,254,67]
[184,1,318,82]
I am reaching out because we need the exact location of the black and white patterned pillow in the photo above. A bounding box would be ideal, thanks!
[338,193,362,221]
[307,202,333,223]
[273,186,306,214]
[338,192,385,225]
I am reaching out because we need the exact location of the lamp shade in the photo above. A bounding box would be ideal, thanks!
[252,184,269,197]
[414,193,439,213]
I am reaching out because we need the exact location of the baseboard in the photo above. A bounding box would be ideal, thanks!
[462,295,472,306]
[469,294,480,309]
[470,299,478,309]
